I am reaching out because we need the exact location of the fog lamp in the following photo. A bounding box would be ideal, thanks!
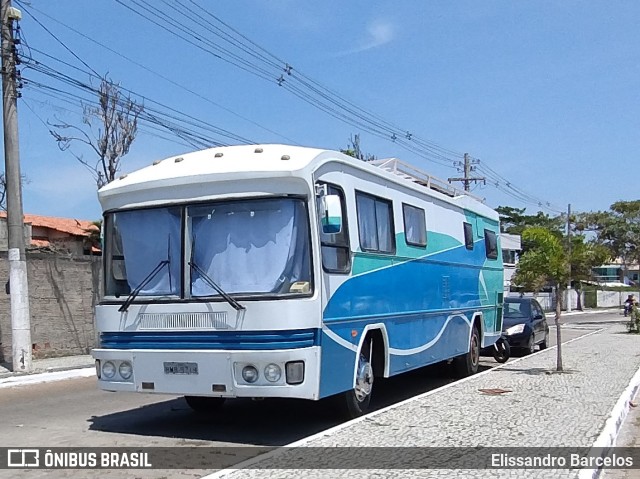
[118,361,133,380]
[264,364,282,383]
[102,361,116,379]
[242,365,259,383]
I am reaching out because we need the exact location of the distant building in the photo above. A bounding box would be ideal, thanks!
[501,233,521,292]
[592,260,639,287]
[0,213,100,256]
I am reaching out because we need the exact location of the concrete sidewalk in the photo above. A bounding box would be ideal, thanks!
[0,354,95,389]
[0,354,94,379]
[208,323,640,479]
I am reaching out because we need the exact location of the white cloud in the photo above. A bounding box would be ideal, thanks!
[337,20,395,56]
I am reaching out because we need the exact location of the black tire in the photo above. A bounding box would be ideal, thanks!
[339,340,374,419]
[525,334,536,355]
[492,338,510,363]
[539,331,549,350]
[184,396,226,413]
[453,325,481,377]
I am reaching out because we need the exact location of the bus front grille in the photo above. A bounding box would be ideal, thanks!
[138,312,231,330]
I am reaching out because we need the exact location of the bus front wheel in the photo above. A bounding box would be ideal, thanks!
[340,340,374,418]
[184,396,226,413]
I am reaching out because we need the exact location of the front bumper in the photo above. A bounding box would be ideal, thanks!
[504,332,531,348]
[92,347,320,400]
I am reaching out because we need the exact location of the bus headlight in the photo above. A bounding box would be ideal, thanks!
[286,361,304,385]
[102,361,116,379]
[118,361,133,380]
[264,364,281,383]
[242,365,259,383]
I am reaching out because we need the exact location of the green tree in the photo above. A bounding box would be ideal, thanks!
[513,227,611,370]
[512,227,569,371]
[340,134,376,161]
[576,200,640,282]
[495,206,563,236]
[569,237,612,310]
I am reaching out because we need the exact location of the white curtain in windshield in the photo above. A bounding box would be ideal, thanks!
[116,208,182,295]
[190,199,309,295]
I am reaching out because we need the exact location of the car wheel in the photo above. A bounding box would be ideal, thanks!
[539,331,549,350]
[184,396,226,413]
[526,334,536,355]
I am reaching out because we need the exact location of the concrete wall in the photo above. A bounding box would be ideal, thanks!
[0,252,101,363]
[597,290,640,308]
[0,218,32,252]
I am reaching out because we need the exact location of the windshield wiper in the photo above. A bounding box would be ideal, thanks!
[189,261,245,312]
[119,260,170,313]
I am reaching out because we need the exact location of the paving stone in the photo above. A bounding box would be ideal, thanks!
[220,325,640,479]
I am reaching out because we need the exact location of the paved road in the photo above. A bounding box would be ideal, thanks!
[0,311,617,478]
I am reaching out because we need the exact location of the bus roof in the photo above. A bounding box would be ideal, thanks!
[99,144,498,220]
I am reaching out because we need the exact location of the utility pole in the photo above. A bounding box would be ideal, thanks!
[566,203,572,313]
[1,0,31,372]
[448,153,485,191]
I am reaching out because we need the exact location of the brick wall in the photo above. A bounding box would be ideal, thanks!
[0,251,101,362]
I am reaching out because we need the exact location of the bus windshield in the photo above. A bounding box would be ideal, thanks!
[104,206,182,298]
[104,198,312,300]
[188,198,311,297]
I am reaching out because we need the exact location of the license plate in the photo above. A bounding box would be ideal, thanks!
[163,362,198,375]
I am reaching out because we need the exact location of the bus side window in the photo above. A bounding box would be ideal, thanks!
[484,229,498,259]
[463,222,474,250]
[355,191,395,254]
[317,183,351,273]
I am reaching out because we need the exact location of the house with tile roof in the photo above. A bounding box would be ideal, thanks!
[0,213,100,255]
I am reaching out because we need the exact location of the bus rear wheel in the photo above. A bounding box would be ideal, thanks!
[453,325,480,378]
[184,396,226,413]
[340,341,374,418]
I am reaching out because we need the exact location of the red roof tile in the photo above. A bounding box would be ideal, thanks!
[0,212,98,237]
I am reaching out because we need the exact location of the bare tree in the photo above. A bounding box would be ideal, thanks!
[0,172,29,211]
[51,78,143,188]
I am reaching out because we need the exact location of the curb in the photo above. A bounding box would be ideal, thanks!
[578,364,640,479]
[202,328,603,479]
[0,367,96,389]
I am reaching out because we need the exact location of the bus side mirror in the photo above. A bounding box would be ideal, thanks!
[319,195,342,234]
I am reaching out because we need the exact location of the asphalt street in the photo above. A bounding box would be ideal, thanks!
[0,310,622,479]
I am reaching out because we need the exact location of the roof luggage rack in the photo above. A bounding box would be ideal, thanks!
[367,158,485,202]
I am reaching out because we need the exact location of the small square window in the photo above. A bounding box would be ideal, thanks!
[402,204,426,247]
[463,222,474,250]
[484,229,498,259]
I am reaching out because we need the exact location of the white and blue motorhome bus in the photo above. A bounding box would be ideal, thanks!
[93,144,503,417]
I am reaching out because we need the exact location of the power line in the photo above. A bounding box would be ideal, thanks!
[18,0,564,213]
[15,1,300,145]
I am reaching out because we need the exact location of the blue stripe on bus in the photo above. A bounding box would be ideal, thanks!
[99,328,320,350]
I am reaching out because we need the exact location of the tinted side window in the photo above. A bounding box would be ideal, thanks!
[403,204,427,247]
[484,229,498,259]
[463,222,474,250]
[317,183,351,273]
[356,191,395,254]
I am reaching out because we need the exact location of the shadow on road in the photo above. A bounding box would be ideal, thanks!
[87,362,488,445]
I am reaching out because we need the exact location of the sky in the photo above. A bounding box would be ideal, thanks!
[3,0,639,221]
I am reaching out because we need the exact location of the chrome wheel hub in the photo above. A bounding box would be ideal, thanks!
[354,354,373,402]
